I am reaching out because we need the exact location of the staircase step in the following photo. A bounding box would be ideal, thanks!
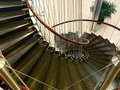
[42,53,59,90]
[87,58,110,69]
[0,0,22,6]
[88,56,111,65]
[0,28,36,51]
[25,48,53,90]
[86,44,116,51]
[89,54,113,60]
[0,5,27,12]
[0,10,27,18]
[0,14,29,25]
[2,31,38,55]
[4,36,39,65]
[74,61,90,90]
[56,57,72,90]
[0,23,32,37]
[76,61,95,90]
[83,60,98,83]
[12,41,48,83]
[86,33,97,41]
[88,59,113,90]
[86,59,102,71]
[85,39,110,50]
[84,60,104,85]
[88,49,116,55]
[86,36,104,47]
[0,19,31,31]
[81,32,90,38]
[85,60,100,79]
[67,59,83,90]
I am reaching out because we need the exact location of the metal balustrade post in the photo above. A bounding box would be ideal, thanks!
[100,58,120,90]
[94,63,114,90]
[0,54,21,90]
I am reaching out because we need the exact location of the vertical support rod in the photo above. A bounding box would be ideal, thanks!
[100,61,120,90]
[80,0,82,35]
[77,0,82,37]
[0,55,21,90]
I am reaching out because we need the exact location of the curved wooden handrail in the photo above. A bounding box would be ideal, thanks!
[52,19,120,31]
[24,0,89,45]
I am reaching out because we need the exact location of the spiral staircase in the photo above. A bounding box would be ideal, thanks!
[0,0,120,90]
